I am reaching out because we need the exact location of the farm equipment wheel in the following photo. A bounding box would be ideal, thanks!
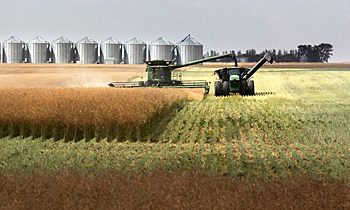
[247,80,255,95]
[222,81,230,96]
[214,81,223,96]
[240,80,247,96]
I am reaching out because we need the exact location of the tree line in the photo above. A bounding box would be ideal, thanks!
[204,43,333,63]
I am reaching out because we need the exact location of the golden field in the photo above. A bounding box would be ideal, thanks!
[0,87,202,140]
[0,63,204,140]
[0,63,147,87]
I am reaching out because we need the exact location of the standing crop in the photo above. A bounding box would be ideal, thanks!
[0,87,200,141]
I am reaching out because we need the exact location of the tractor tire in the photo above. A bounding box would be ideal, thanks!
[214,81,223,96]
[247,80,255,95]
[222,81,230,96]
[240,80,247,96]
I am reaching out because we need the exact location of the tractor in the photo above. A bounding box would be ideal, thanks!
[214,54,273,96]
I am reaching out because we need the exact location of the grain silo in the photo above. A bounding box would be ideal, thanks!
[124,37,146,64]
[26,36,50,63]
[3,36,25,63]
[100,37,122,64]
[175,35,203,65]
[75,37,98,64]
[51,36,74,63]
[148,37,174,61]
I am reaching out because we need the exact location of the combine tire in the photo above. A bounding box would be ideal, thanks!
[222,81,230,96]
[214,81,223,96]
[247,80,255,95]
[240,80,247,96]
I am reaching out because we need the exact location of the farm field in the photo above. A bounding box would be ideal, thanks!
[0,63,350,209]
[1,65,349,177]
[0,63,147,87]
[1,62,349,87]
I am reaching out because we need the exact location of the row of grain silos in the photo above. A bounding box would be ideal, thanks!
[0,35,203,65]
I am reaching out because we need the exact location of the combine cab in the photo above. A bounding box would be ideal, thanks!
[109,53,237,94]
[214,54,273,96]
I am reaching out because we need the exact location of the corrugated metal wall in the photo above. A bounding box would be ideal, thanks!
[75,37,98,64]
[3,36,25,63]
[51,36,74,63]
[176,35,203,65]
[100,37,123,64]
[124,37,146,64]
[26,36,50,63]
[148,37,174,61]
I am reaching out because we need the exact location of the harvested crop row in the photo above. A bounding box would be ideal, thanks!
[0,87,203,141]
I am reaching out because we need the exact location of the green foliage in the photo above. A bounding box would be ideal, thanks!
[298,43,333,62]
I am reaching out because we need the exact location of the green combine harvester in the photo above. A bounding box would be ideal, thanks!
[214,54,273,96]
[108,53,236,94]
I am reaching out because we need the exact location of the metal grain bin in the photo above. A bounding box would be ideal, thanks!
[176,35,203,65]
[26,36,50,63]
[3,36,25,63]
[51,36,74,63]
[75,37,98,64]
[100,37,122,64]
[148,37,174,61]
[124,37,146,64]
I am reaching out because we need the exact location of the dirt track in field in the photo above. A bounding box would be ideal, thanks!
[1,171,349,210]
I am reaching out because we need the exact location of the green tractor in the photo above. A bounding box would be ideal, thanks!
[214,54,273,96]
[108,53,236,94]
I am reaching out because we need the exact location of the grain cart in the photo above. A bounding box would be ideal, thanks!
[214,54,273,96]
[108,53,237,94]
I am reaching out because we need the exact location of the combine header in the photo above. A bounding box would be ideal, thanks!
[108,53,236,94]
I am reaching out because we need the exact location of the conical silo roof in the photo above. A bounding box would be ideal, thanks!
[151,37,173,45]
[125,37,145,44]
[101,37,121,44]
[4,36,24,43]
[52,36,72,44]
[28,36,48,43]
[77,37,97,44]
[177,35,201,45]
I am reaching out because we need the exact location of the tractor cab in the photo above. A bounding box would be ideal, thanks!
[215,67,248,81]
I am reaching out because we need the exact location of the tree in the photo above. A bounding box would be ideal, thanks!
[204,42,332,63]
[318,43,333,62]
[298,43,333,62]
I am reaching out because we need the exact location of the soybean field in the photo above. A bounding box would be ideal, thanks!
[1,66,349,180]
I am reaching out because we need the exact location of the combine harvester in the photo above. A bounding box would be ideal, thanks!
[108,53,237,94]
[214,54,274,96]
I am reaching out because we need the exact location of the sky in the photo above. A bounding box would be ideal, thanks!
[0,0,349,62]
